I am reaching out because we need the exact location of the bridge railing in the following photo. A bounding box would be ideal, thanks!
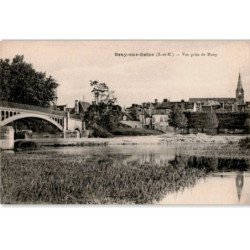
[0,101,66,116]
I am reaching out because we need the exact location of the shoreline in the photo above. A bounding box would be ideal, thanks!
[12,133,249,148]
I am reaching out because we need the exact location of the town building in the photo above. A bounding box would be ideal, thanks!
[71,100,91,116]
[124,73,248,132]
[189,73,246,112]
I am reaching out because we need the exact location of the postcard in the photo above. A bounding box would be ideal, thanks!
[0,40,249,204]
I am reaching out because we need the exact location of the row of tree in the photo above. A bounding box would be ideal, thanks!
[168,107,250,134]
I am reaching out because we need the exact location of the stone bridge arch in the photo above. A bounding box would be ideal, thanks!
[0,113,64,131]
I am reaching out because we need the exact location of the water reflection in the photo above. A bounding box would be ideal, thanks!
[236,171,244,202]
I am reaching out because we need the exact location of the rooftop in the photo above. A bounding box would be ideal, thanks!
[189,97,236,102]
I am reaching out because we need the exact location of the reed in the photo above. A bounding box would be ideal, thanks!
[0,152,206,204]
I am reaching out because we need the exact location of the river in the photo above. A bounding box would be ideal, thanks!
[31,144,250,205]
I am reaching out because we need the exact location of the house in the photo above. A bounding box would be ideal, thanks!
[189,98,237,112]
[142,99,194,131]
[56,104,68,112]
[71,100,91,115]
[123,73,248,132]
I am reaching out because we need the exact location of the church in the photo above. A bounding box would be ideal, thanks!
[189,73,246,112]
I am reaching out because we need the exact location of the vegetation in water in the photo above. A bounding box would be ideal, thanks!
[1,152,208,204]
[1,149,249,204]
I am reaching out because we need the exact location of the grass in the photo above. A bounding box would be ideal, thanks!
[91,126,114,138]
[0,152,206,204]
[1,143,249,204]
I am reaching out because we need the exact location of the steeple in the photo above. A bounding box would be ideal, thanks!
[237,72,243,90]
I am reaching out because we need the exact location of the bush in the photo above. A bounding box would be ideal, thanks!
[244,118,250,134]
[92,126,114,138]
[14,141,39,151]
[113,128,163,136]
[239,137,250,149]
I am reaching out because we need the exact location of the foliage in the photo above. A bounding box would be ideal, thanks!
[168,107,188,131]
[14,141,39,152]
[217,112,248,130]
[91,125,114,138]
[85,103,122,132]
[205,112,219,129]
[90,80,117,105]
[239,137,250,149]
[184,112,207,130]
[113,128,163,136]
[0,55,58,107]
[244,118,250,134]
[185,112,248,133]
[85,81,122,133]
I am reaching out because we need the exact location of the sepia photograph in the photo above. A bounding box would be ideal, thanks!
[0,40,249,205]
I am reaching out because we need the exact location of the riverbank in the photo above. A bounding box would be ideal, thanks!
[13,133,249,148]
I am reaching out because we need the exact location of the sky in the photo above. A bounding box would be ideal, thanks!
[0,40,249,108]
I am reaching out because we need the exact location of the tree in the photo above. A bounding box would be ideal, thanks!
[90,80,117,105]
[205,112,219,134]
[175,111,188,133]
[0,55,59,108]
[168,107,188,133]
[244,118,250,134]
[84,81,122,134]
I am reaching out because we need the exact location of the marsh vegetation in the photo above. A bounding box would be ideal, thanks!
[1,144,249,204]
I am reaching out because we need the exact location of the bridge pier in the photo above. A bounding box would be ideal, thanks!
[0,126,14,150]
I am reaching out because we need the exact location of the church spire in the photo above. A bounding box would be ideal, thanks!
[237,72,243,90]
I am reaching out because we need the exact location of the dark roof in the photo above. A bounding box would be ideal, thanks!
[79,101,91,112]
[155,101,194,110]
[122,112,134,121]
[126,104,142,110]
[57,104,67,107]
[155,102,173,109]
[189,98,236,102]
[70,101,91,114]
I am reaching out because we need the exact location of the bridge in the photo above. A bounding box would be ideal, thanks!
[0,101,83,134]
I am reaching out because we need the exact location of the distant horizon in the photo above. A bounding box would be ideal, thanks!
[1,41,249,108]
